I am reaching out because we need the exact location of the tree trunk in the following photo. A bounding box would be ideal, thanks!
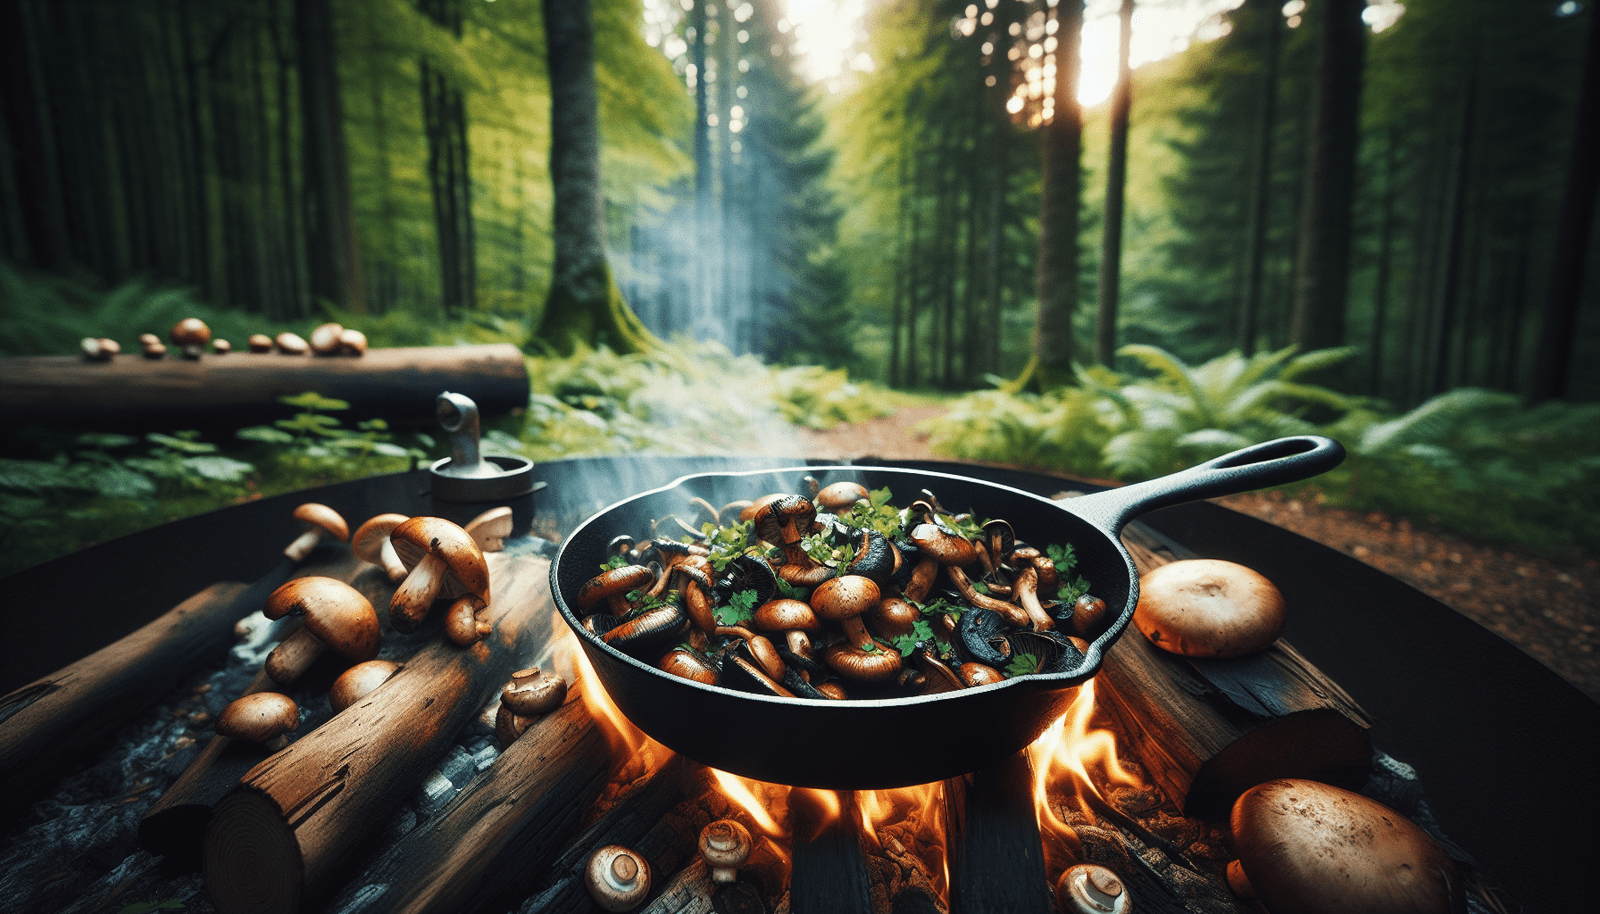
[1094,0,1136,368]
[1239,0,1281,358]
[532,0,659,356]
[1427,62,1477,398]
[1289,0,1365,359]
[1529,1,1600,401]
[1034,0,1085,387]
[0,0,72,270]
[297,0,366,313]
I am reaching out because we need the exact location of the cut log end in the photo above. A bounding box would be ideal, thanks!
[204,789,306,914]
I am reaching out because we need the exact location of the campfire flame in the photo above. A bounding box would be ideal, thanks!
[562,619,1147,905]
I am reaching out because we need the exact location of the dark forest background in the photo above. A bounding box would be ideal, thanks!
[1,0,1595,405]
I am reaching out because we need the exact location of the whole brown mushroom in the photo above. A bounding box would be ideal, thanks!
[274,331,309,355]
[584,845,651,912]
[262,576,382,685]
[308,322,345,355]
[283,502,350,563]
[351,512,410,582]
[1134,559,1286,658]
[329,659,400,713]
[247,333,274,353]
[215,691,300,751]
[1230,779,1465,914]
[388,515,491,633]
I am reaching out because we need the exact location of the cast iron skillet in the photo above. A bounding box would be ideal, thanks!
[551,436,1344,789]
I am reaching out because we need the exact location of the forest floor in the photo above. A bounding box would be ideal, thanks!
[792,405,1600,702]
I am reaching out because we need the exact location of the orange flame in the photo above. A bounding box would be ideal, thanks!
[553,616,672,779]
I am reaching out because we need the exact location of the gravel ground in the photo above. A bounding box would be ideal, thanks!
[794,407,1600,702]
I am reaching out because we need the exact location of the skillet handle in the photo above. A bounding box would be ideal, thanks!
[1062,435,1345,534]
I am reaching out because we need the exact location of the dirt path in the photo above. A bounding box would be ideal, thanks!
[796,407,1600,701]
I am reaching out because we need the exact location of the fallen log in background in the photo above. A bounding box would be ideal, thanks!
[328,687,609,914]
[201,550,555,914]
[0,343,528,430]
[1095,522,1374,819]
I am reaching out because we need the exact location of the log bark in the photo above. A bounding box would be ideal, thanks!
[0,555,304,824]
[201,551,556,914]
[328,688,609,914]
[0,343,528,430]
[1094,522,1373,819]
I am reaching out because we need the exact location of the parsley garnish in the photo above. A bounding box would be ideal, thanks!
[1005,653,1044,678]
[715,589,759,627]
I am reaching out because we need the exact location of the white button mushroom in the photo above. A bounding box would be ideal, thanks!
[585,845,651,912]
[698,819,753,883]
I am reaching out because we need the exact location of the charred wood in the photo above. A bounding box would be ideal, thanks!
[790,789,873,914]
[945,752,1054,914]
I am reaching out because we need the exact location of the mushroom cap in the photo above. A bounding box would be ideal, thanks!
[585,845,651,912]
[1231,779,1465,914]
[814,480,870,512]
[752,598,822,634]
[309,322,345,354]
[698,819,753,868]
[329,659,400,712]
[293,503,350,544]
[576,564,655,612]
[351,513,409,564]
[247,333,274,353]
[390,515,491,603]
[909,522,977,566]
[501,667,567,716]
[339,327,368,355]
[464,505,514,552]
[215,692,300,743]
[263,577,381,661]
[1133,559,1286,658]
[810,575,881,623]
[275,331,309,354]
[170,317,211,347]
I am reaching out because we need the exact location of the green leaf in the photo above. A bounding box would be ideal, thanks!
[278,391,350,411]
[1005,653,1043,678]
[76,432,138,450]
[715,589,759,626]
[181,455,255,482]
[236,426,295,444]
[146,432,217,454]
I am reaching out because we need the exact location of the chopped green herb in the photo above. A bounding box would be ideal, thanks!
[890,619,935,657]
[716,589,759,626]
[1005,653,1044,678]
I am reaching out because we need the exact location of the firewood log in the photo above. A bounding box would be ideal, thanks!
[517,757,690,914]
[327,687,609,914]
[945,751,1056,914]
[790,789,873,914]
[138,559,396,869]
[1093,522,1374,819]
[201,551,556,914]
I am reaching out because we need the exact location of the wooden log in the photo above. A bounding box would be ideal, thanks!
[0,576,270,823]
[945,752,1055,914]
[201,551,556,914]
[1093,522,1374,820]
[137,556,392,869]
[0,343,528,430]
[790,790,873,914]
[517,758,691,913]
[326,687,609,914]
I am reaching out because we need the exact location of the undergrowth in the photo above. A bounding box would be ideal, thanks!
[919,346,1600,556]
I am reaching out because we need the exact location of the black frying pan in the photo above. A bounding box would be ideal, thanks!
[551,436,1344,788]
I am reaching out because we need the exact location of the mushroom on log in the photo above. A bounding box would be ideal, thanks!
[202,550,557,914]
[352,513,410,582]
[261,576,382,686]
[389,515,491,633]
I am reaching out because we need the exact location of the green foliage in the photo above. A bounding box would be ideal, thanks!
[921,347,1600,554]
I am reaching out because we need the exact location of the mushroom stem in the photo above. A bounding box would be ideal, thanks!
[948,565,1036,629]
[264,625,324,686]
[283,527,325,563]
[444,596,492,646]
[1012,567,1058,632]
[391,551,448,632]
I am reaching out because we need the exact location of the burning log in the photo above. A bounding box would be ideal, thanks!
[518,758,692,913]
[326,688,609,914]
[945,752,1056,914]
[790,789,873,914]
[200,551,556,914]
[1094,522,1373,819]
